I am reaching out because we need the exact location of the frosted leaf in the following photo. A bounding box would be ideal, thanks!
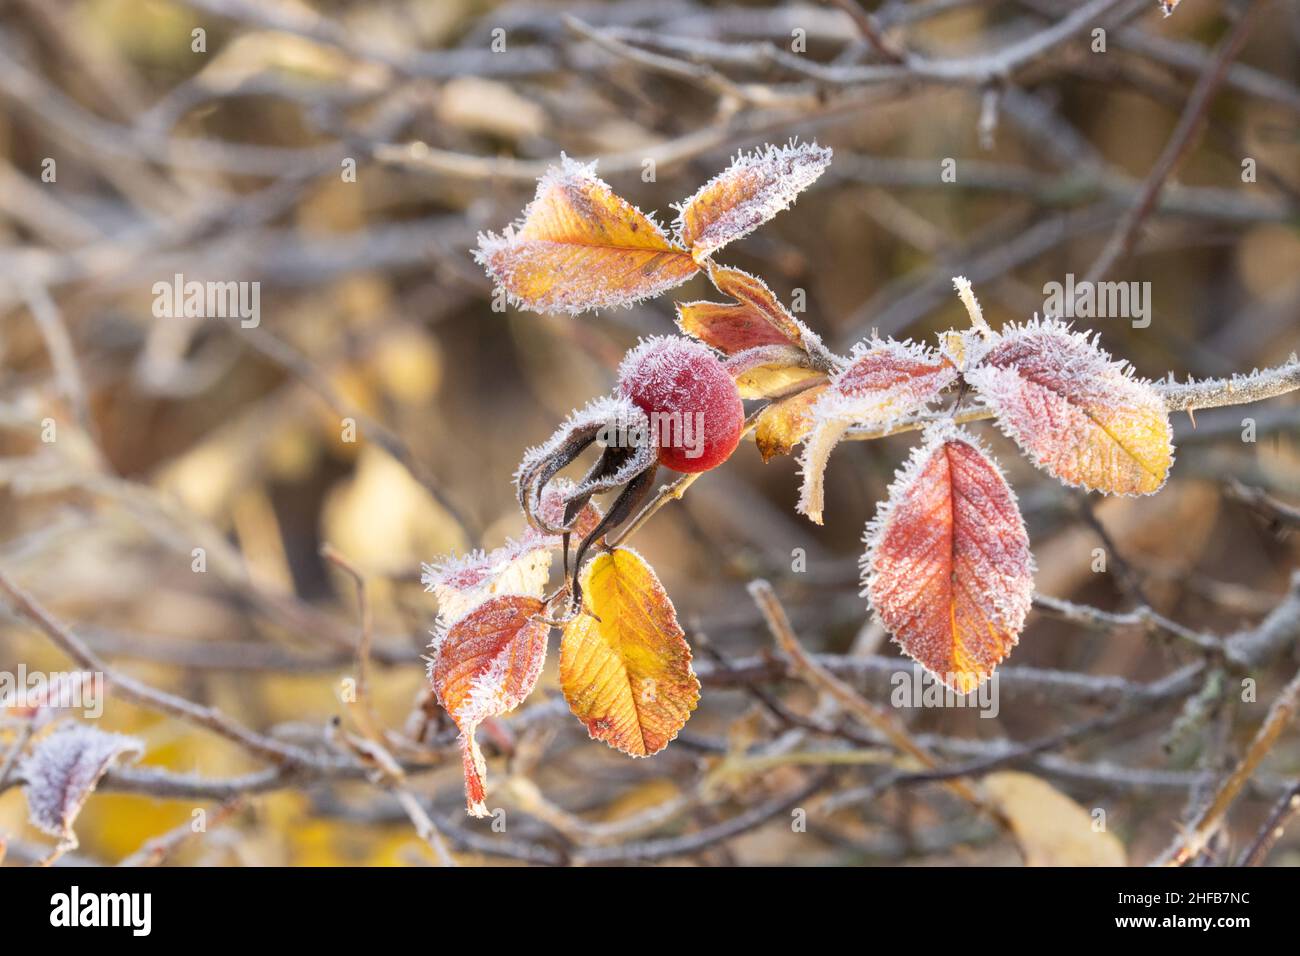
[474,156,698,314]
[861,423,1034,693]
[676,263,824,360]
[964,318,1173,495]
[674,141,832,260]
[21,724,144,849]
[797,338,957,524]
[428,595,549,816]
[422,540,553,634]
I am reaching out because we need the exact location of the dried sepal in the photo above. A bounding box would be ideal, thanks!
[674,141,832,260]
[964,319,1173,496]
[475,156,698,314]
[560,548,699,756]
[429,594,550,816]
[797,339,958,524]
[22,724,144,851]
[862,424,1034,693]
[515,395,649,533]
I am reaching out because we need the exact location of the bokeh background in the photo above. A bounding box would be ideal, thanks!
[0,0,1297,866]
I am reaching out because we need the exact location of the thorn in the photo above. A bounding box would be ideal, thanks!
[1187,407,1196,429]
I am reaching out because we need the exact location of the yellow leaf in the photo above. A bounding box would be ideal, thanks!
[476,158,698,314]
[754,383,830,461]
[984,772,1126,866]
[560,548,700,756]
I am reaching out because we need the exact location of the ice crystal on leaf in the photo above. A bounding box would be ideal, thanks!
[964,319,1173,495]
[797,339,957,524]
[22,724,144,850]
[862,423,1033,694]
[475,156,698,315]
[674,141,832,260]
[429,594,549,816]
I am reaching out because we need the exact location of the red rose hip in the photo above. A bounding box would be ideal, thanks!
[617,336,744,473]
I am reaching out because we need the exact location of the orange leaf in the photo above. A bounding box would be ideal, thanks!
[560,548,699,756]
[965,320,1173,495]
[677,264,811,355]
[754,382,831,461]
[430,595,549,816]
[675,141,831,260]
[863,425,1033,693]
[475,157,698,314]
[798,340,957,524]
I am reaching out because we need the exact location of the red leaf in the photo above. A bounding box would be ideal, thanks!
[676,264,814,355]
[862,424,1033,693]
[429,595,549,816]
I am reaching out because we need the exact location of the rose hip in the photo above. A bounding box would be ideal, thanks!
[616,336,744,473]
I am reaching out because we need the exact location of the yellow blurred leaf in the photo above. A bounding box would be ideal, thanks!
[438,77,546,140]
[322,447,466,575]
[560,548,699,756]
[984,771,1126,866]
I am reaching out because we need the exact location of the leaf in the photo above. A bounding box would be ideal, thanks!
[677,264,812,354]
[797,339,958,524]
[429,595,550,816]
[424,479,601,627]
[754,381,831,461]
[21,724,144,850]
[984,772,1127,866]
[475,156,698,314]
[560,548,699,756]
[725,345,826,400]
[964,319,1173,496]
[862,424,1034,693]
[674,141,832,260]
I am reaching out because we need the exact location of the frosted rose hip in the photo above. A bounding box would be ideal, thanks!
[617,337,744,473]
